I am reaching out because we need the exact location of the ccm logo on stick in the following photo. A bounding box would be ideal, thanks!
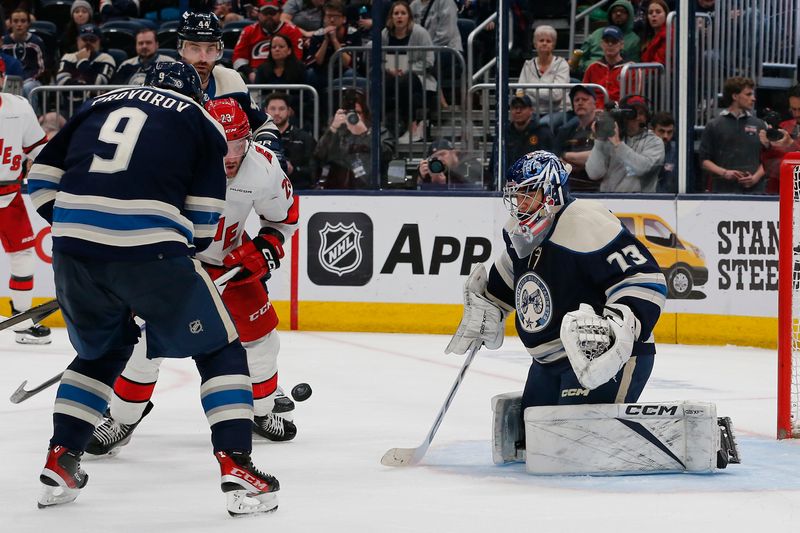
[624,405,679,416]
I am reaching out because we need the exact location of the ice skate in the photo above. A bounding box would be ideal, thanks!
[85,401,154,458]
[717,416,741,469]
[38,445,88,508]
[252,412,297,442]
[216,451,279,516]
[11,305,51,345]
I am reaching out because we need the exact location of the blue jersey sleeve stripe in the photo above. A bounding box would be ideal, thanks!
[608,281,668,298]
[53,208,195,241]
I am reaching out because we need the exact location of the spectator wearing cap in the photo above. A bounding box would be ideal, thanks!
[577,0,640,74]
[555,85,600,192]
[112,28,175,85]
[517,25,571,115]
[60,0,95,55]
[232,0,305,82]
[489,94,554,181]
[2,9,46,101]
[416,138,485,189]
[56,24,117,97]
[586,94,664,192]
[582,25,630,108]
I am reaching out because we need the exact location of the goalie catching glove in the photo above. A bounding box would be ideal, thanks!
[445,264,506,355]
[223,231,284,285]
[560,303,637,390]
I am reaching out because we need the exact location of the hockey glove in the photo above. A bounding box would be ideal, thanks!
[445,263,506,355]
[560,303,637,390]
[223,232,284,285]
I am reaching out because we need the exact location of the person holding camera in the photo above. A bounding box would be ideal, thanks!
[555,85,600,192]
[416,138,485,189]
[314,89,394,189]
[758,85,800,194]
[699,76,770,193]
[585,94,664,193]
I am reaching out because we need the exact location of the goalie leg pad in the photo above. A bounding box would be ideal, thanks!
[491,392,525,464]
[523,402,726,475]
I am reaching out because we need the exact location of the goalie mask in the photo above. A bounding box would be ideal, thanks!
[502,151,571,253]
[205,97,252,178]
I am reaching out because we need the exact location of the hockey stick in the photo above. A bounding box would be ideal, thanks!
[380,342,481,467]
[0,299,60,333]
[8,268,242,405]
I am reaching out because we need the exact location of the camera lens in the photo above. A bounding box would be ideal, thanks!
[346,111,360,125]
[428,157,445,174]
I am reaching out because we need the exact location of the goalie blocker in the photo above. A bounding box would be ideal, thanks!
[492,394,741,474]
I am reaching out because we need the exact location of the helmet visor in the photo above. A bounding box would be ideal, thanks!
[225,137,250,160]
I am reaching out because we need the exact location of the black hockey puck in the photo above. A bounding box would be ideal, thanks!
[291,383,312,402]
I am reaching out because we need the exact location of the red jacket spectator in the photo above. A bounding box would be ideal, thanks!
[232,0,304,74]
[582,59,628,108]
[641,24,667,65]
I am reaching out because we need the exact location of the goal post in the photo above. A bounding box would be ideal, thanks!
[778,153,800,439]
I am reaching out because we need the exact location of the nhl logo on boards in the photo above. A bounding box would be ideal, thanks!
[515,272,552,333]
[308,212,373,286]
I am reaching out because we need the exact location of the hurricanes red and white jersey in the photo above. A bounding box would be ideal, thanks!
[0,93,47,207]
[199,142,298,266]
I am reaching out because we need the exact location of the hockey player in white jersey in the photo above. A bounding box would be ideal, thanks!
[0,57,51,344]
[86,97,299,457]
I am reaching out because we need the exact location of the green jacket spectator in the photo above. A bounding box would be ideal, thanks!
[578,0,640,73]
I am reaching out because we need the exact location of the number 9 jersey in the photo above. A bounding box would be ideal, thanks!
[485,198,668,365]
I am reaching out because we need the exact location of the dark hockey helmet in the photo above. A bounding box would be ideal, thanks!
[503,151,572,242]
[144,61,204,103]
[178,11,223,43]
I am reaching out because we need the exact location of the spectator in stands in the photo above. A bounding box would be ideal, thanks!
[640,0,669,66]
[56,24,117,98]
[555,85,600,192]
[254,33,307,84]
[283,0,326,37]
[60,0,94,55]
[699,76,768,193]
[518,25,570,115]
[265,92,317,189]
[214,0,245,26]
[382,0,436,143]
[416,138,485,189]
[112,28,174,85]
[347,1,389,44]
[315,88,394,189]
[99,0,139,22]
[305,0,360,88]
[505,94,554,164]
[651,111,677,192]
[632,0,675,34]
[233,0,304,83]
[410,0,461,108]
[2,8,45,101]
[38,111,66,140]
[582,25,630,108]
[578,0,640,75]
[586,94,664,192]
[758,86,800,194]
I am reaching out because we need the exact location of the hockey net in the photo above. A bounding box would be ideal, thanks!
[779,154,800,438]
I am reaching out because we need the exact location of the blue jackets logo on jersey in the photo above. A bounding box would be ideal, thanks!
[515,272,553,333]
[318,222,363,276]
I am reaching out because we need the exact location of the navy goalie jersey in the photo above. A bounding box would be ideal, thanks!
[486,198,667,364]
[28,86,228,261]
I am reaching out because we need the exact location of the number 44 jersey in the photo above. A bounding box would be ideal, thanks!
[485,198,668,365]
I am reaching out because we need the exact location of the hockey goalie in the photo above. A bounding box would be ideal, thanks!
[447,151,741,475]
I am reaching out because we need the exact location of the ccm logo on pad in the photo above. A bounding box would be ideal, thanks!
[624,405,679,416]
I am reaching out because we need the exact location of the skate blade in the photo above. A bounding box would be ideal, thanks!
[15,334,52,345]
[83,446,123,461]
[226,490,279,516]
[37,484,80,508]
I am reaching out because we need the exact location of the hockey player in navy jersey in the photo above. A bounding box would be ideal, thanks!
[85,97,299,458]
[26,62,280,516]
[176,11,284,158]
[447,150,667,408]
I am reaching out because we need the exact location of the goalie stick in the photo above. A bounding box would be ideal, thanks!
[381,343,480,467]
[8,267,241,405]
[0,298,60,333]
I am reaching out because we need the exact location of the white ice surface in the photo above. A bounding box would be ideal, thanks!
[2,329,800,532]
